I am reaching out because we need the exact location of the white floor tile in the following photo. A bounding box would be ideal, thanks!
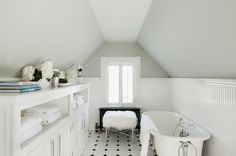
[81,130,157,156]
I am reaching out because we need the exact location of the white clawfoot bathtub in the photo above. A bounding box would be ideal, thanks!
[140,111,211,156]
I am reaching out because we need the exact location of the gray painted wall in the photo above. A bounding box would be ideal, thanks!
[0,0,104,78]
[83,42,169,78]
[137,0,236,78]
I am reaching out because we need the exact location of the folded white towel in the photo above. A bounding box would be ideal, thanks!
[72,102,77,110]
[41,112,62,125]
[75,99,84,105]
[21,124,42,143]
[24,111,62,125]
[21,116,42,133]
[26,107,60,116]
[74,95,84,105]
[140,114,158,156]
[74,95,83,100]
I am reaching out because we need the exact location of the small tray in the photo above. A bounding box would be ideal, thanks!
[58,83,72,87]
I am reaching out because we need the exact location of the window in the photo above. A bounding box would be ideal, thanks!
[101,57,140,105]
[108,65,119,103]
[122,65,133,103]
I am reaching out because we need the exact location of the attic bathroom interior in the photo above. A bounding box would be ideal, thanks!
[0,0,235,156]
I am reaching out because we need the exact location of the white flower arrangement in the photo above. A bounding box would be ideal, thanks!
[65,64,83,83]
[22,61,54,82]
[22,62,83,87]
[22,66,36,81]
[65,64,78,83]
[36,61,54,79]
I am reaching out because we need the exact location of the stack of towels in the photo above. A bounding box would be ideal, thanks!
[24,107,62,125]
[21,116,42,143]
[21,107,62,143]
[72,95,84,109]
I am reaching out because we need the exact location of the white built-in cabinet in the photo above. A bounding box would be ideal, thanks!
[0,84,90,156]
[69,104,89,156]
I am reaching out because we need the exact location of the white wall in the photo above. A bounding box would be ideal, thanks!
[85,77,171,130]
[86,77,235,156]
[172,78,236,156]
[83,42,169,78]
[137,0,236,78]
[0,0,104,77]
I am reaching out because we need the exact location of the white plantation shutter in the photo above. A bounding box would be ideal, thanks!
[108,65,119,103]
[122,65,133,103]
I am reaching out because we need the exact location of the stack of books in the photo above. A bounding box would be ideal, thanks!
[0,81,41,93]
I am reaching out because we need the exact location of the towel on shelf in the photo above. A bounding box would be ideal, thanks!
[21,124,42,143]
[140,114,158,156]
[41,111,62,125]
[74,95,83,100]
[24,111,62,125]
[26,107,60,116]
[74,95,84,105]
[76,99,84,105]
[21,116,42,133]
[73,99,84,106]
[21,106,62,144]
[72,102,77,110]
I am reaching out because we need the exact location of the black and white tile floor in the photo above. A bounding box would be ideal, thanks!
[81,130,157,156]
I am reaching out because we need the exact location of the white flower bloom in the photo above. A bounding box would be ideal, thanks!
[36,61,54,79]
[22,66,35,81]
[65,64,78,83]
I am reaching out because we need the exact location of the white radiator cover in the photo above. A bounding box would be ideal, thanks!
[199,80,236,105]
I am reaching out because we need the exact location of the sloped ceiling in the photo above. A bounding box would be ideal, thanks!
[2,0,236,78]
[89,0,152,42]
[137,0,236,78]
[0,0,104,77]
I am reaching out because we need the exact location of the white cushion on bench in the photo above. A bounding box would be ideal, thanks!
[103,111,137,131]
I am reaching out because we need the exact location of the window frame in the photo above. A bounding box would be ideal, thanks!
[101,57,141,106]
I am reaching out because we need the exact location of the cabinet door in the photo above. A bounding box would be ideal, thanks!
[70,107,89,156]
[58,124,70,156]
[69,119,79,155]
[27,141,50,156]
[78,111,88,148]
[48,124,70,156]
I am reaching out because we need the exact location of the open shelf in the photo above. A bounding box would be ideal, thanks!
[0,83,90,156]
[21,115,70,150]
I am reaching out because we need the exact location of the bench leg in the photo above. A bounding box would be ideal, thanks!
[106,128,109,142]
[105,128,108,142]
[132,129,134,144]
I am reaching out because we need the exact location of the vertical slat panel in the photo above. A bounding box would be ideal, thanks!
[201,80,236,104]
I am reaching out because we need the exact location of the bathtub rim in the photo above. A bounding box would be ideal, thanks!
[142,110,211,142]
